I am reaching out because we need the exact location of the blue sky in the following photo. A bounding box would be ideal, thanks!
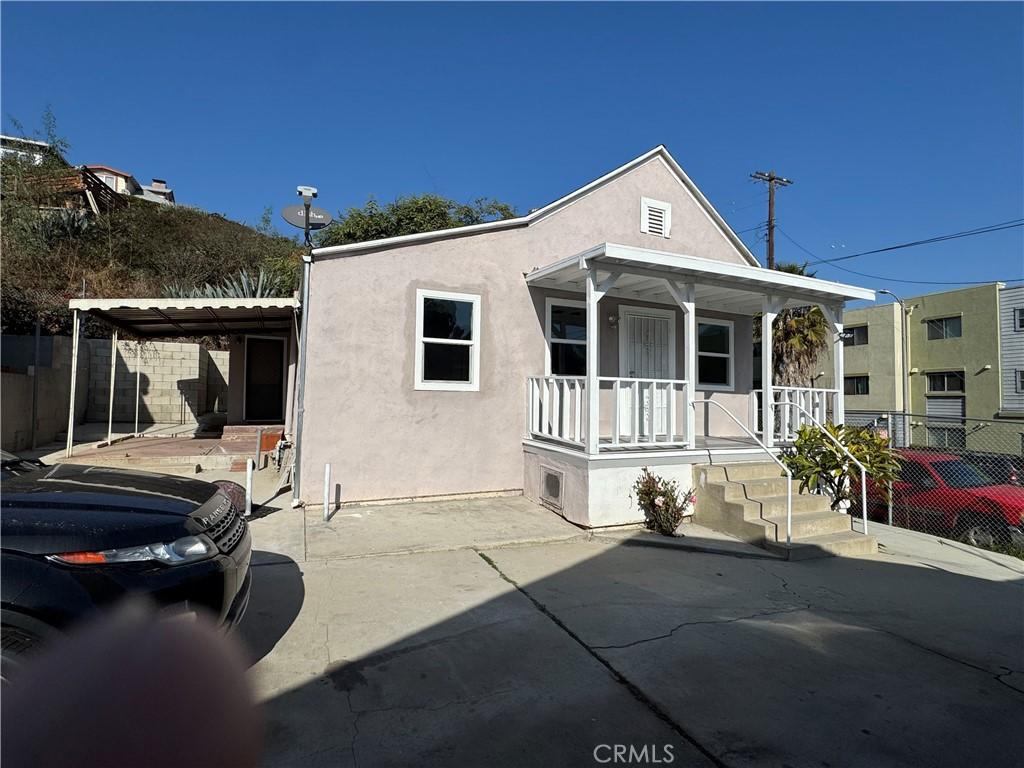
[2,2,1022,295]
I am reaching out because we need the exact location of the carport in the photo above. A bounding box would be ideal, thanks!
[64,297,300,457]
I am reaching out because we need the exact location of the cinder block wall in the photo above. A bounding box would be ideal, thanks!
[1,336,90,451]
[86,340,229,425]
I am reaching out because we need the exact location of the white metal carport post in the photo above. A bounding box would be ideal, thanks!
[65,309,81,458]
[665,280,696,447]
[761,295,784,447]
[584,266,619,454]
[106,330,118,445]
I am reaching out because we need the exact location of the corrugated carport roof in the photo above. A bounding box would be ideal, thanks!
[68,297,299,338]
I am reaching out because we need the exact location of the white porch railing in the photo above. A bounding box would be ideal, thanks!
[753,387,839,443]
[526,376,689,451]
[598,377,689,448]
[527,376,586,447]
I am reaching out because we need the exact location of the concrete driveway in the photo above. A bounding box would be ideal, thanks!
[240,496,1024,768]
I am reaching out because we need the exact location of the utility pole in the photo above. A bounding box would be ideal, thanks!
[750,170,793,269]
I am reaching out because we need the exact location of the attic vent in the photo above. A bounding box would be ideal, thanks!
[540,466,564,510]
[641,197,671,238]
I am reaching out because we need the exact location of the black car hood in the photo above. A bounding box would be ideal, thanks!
[1,464,222,555]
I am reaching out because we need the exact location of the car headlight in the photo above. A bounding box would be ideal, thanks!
[50,535,216,566]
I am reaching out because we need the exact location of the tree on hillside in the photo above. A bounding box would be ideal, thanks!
[1,112,303,335]
[754,262,832,387]
[318,194,517,248]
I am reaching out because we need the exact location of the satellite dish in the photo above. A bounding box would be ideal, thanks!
[282,204,333,230]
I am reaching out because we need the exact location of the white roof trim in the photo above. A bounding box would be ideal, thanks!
[312,146,760,266]
[69,297,299,312]
[526,243,875,304]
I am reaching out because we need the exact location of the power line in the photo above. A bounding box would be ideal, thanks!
[776,227,1024,286]
[811,219,1024,265]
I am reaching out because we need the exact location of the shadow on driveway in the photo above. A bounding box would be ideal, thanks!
[245,535,1024,768]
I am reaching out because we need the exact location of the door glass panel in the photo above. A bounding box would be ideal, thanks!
[423,299,472,340]
[423,343,470,381]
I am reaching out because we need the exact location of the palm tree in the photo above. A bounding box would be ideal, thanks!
[754,262,832,386]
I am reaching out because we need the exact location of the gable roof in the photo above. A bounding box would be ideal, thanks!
[312,145,761,267]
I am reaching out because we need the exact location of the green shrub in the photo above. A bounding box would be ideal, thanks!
[633,467,696,536]
[781,423,900,512]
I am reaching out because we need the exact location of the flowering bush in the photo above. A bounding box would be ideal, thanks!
[633,467,696,536]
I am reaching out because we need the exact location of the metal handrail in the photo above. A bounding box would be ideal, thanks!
[691,400,793,545]
[774,400,869,535]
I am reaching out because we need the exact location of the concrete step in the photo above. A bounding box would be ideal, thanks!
[707,488,833,518]
[714,476,792,500]
[765,531,878,560]
[763,509,855,540]
[701,461,786,483]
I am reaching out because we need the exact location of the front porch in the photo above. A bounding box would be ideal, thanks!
[520,242,874,527]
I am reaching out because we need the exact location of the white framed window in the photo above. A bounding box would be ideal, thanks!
[640,197,672,238]
[1014,307,1024,332]
[1016,370,1024,394]
[545,298,586,376]
[696,318,733,391]
[414,289,481,391]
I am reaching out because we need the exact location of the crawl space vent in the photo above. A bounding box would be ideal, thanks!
[540,467,564,510]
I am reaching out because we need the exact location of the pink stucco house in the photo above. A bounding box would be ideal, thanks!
[296,146,874,529]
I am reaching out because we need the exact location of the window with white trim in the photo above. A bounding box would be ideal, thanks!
[414,289,480,391]
[696,319,733,390]
[1016,370,1024,394]
[545,299,586,376]
[640,197,672,238]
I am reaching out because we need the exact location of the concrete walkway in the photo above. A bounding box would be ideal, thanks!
[238,496,1024,768]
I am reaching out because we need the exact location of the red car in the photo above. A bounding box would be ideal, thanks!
[867,450,1024,548]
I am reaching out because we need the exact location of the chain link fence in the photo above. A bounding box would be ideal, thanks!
[848,410,1024,557]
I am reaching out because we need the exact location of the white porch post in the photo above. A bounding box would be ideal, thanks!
[584,267,619,454]
[665,280,696,447]
[107,330,118,445]
[821,304,845,425]
[585,268,601,454]
[65,309,80,458]
[761,295,782,447]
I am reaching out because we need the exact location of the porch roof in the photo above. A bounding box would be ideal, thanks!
[525,243,875,314]
[67,297,299,338]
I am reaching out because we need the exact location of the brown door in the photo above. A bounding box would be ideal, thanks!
[244,337,285,422]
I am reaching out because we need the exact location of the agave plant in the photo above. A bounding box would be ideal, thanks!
[162,268,286,299]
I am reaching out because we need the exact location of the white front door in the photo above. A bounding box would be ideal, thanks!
[618,308,675,439]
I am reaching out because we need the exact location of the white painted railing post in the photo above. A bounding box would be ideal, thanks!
[323,463,331,521]
[761,296,782,448]
[245,458,254,517]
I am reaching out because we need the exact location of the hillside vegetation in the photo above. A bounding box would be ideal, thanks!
[1,146,302,336]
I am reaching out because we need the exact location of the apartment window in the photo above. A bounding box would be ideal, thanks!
[546,299,586,376]
[1015,307,1024,331]
[1016,370,1024,394]
[640,197,672,238]
[414,289,480,391]
[844,375,869,396]
[927,371,965,393]
[697,319,733,390]
[843,325,869,347]
[926,315,962,340]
